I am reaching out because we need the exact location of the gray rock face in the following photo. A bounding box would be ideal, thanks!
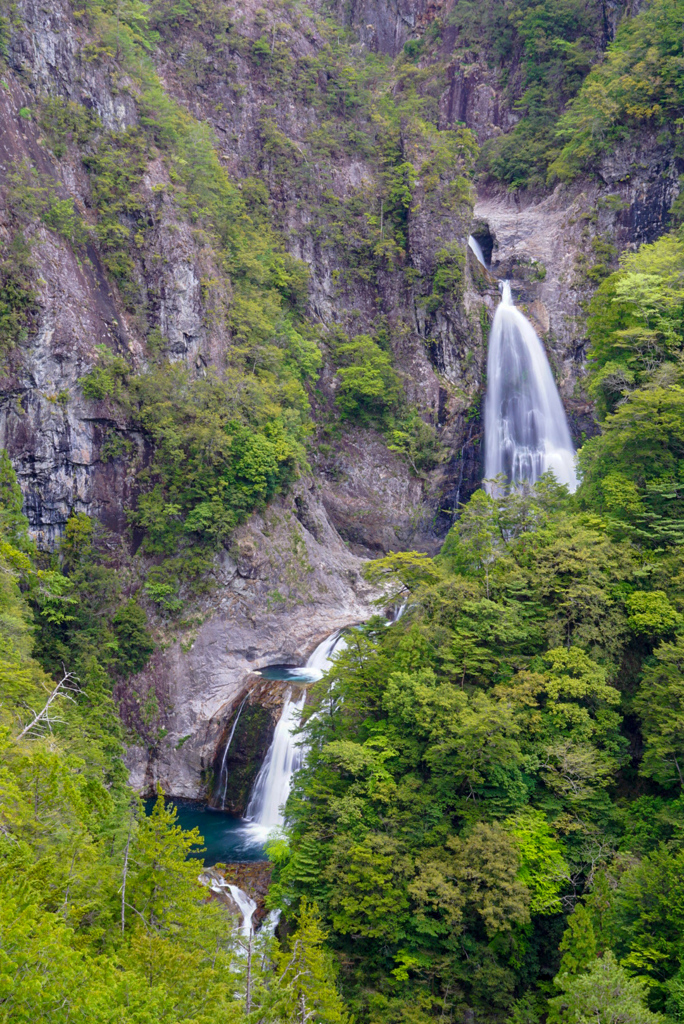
[0,0,680,802]
[123,486,379,799]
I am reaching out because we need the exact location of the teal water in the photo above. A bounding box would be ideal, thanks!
[145,799,269,866]
[257,664,317,682]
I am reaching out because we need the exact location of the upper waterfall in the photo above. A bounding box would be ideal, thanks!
[468,234,487,267]
[484,281,577,492]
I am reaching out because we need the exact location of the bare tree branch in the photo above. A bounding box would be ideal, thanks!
[15,669,78,742]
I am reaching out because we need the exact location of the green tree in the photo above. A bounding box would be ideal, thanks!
[266,900,350,1024]
[126,791,205,932]
[548,951,663,1024]
[334,334,402,422]
[634,635,684,789]
[557,904,597,976]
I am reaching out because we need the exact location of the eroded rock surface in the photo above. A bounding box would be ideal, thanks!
[123,485,378,799]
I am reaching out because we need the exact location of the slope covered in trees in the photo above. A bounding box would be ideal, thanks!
[271,219,684,1022]
[1,0,684,1020]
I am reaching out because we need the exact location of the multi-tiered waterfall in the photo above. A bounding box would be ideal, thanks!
[484,282,577,492]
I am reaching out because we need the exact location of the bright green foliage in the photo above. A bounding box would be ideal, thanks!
[333,334,402,423]
[550,0,684,180]
[585,234,684,418]
[634,635,684,788]
[626,591,680,640]
[557,904,597,976]
[126,791,206,930]
[506,809,569,914]
[579,385,684,548]
[549,951,664,1024]
[265,900,349,1024]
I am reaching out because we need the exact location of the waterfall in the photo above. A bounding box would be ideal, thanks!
[484,282,577,492]
[242,630,347,842]
[301,630,347,681]
[227,884,257,937]
[468,235,487,268]
[216,692,250,810]
[244,689,307,832]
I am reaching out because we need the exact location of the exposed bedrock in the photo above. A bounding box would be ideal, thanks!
[122,484,379,800]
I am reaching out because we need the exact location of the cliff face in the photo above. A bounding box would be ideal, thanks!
[0,0,679,799]
[123,485,378,799]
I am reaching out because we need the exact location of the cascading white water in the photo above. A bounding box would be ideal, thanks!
[244,689,307,832]
[302,630,347,681]
[242,631,347,844]
[227,884,257,937]
[484,281,577,492]
[468,234,487,268]
[216,691,250,809]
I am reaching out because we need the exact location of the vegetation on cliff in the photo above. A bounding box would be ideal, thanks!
[1,0,684,1020]
[274,240,684,1018]
[0,456,346,1019]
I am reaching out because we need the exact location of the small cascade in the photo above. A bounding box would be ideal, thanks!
[244,689,307,833]
[484,282,577,492]
[227,884,257,937]
[261,908,281,937]
[215,692,250,810]
[468,234,487,268]
[303,630,347,681]
[241,630,347,845]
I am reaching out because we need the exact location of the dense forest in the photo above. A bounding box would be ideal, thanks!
[1,0,684,1020]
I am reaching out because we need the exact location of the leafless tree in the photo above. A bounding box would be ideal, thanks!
[15,669,78,742]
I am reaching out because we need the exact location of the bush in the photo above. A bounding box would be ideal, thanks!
[112,599,155,675]
[333,334,402,423]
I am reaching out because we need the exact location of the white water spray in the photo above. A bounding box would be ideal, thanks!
[242,631,347,844]
[484,282,577,492]
[301,630,347,681]
[227,884,257,937]
[244,689,307,832]
[468,235,487,268]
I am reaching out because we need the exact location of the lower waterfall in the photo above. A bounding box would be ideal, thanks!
[484,282,577,492]
[243,688,307,835]
[227,884,257,937]
[239,629,347,848]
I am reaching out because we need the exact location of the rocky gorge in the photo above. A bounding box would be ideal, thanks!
[0,0,680,808]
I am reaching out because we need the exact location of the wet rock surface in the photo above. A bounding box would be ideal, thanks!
[201,863,273,930]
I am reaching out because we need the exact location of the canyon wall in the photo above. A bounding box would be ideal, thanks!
[0,0,679,798]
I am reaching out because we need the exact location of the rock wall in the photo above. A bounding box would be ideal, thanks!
[123,484,378,799]
[0,0,680,800]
